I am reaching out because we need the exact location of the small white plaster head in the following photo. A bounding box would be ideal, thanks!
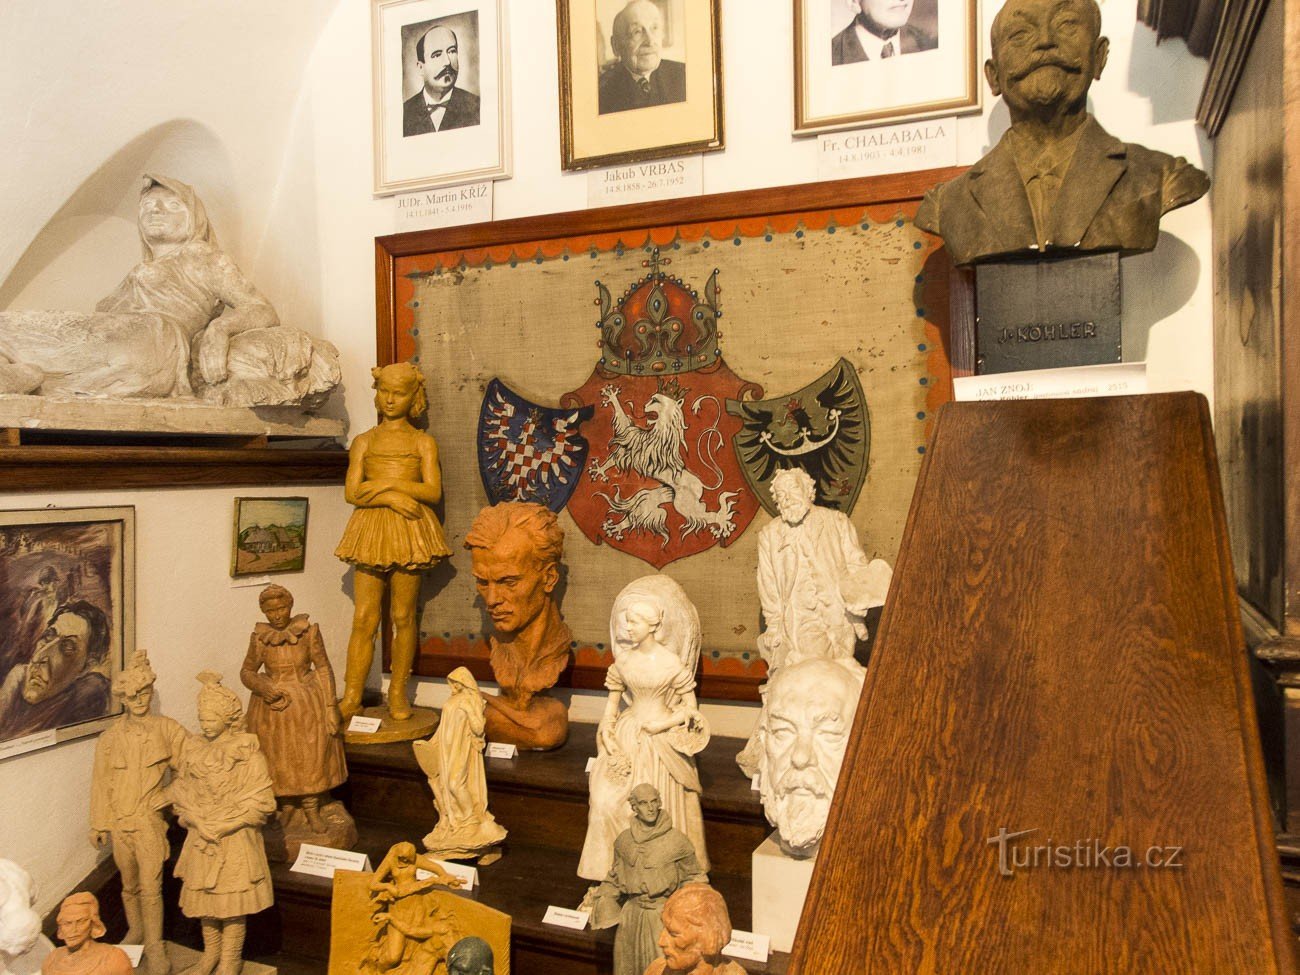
[770,468,817,526]
[758,658,865,857]
[0,860,41,962]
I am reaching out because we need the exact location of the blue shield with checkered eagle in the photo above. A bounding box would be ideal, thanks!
[477,378,595,511]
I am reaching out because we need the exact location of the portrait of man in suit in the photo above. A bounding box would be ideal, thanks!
[598,0,687,116]
[402,19,481,137]
[831,0,938,65]
[914,0,1208,266]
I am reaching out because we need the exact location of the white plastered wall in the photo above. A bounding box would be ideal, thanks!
[0,0,1209,913]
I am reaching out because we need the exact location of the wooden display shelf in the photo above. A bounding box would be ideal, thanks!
[0,443,348,491]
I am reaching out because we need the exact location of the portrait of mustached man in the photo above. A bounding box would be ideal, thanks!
[403,18,481,136]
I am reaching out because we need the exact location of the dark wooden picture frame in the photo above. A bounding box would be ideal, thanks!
[374,166,973,701]
[556,0,725,170]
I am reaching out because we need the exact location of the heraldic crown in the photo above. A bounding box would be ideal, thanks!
[594,247,722,377]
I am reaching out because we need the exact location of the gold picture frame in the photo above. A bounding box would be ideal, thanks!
[557,0,724,170]
[231,497,309,578]
[794,0,982,136]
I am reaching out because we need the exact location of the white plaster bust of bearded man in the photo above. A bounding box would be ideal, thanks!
[757,657,865,859]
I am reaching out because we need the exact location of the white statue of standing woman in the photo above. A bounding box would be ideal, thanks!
[412,667,506,862]
[578,576,710,881]
[0,174,339,407]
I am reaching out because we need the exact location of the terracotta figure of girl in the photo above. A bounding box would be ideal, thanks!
[336,363,450,721]
[168,672,276,975]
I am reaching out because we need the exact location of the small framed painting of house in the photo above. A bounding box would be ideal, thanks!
[231,497,310,577]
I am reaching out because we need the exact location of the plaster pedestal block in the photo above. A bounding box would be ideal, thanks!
[752,831,816,953]
[150,943,276,974]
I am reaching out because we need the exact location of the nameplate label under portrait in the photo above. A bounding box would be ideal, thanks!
[394,180,493,233]
[486,741,518,759]
[347,715,383,735]
[587,155,703,208]
[543,905,591,930]
[291,844,372,879]
[817,120,958,181]
[0,728,56,760]
[418,861,479,888]
[953,362,1148,402]
[723,929,772,963]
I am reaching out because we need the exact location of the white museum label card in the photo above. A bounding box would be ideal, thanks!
[751,773,761,792]
[394,180,493,232]
[724,929,771,963]
[587,155,703,208]
[543,905,591,930]
[586,756,596,773]
[348,715,383,735]
[0,728,56,760]
[818,120,958,180]
[417,861,479,888]
[117,944,144,966]
[953,362,1148,402]
[486,741,518,759]
[291,844,372,879]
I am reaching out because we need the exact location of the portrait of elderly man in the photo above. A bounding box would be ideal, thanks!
[756,658,865,859]
[832,0,938,64]
[598,0,687,115]
[915,0,1208,265]
[0,600,113,743]
[465,501,573,749]
[402,19,481,136]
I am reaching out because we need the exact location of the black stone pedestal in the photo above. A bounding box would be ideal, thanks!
[974,252,1121,375]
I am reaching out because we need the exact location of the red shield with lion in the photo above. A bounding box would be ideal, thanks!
[561,250,763,569]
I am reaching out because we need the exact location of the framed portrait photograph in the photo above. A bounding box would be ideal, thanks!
[372,0,511,195]
[795,0,982,135]
[558,0,724,170]
[0,507,134,760]
[231,497,309,578]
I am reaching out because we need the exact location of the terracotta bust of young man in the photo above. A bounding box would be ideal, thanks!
[915,0,1208,265]
[42,894,132,975]
[464,502,573,750]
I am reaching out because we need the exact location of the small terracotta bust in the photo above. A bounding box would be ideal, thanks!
[464,502,572,750]
[643,884,748,975]
[42,894,132,975]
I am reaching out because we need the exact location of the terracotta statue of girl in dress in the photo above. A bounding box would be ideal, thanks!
[168,672,276,975]
[412,667,506,861]
[0,174,338,406]
[336,363,450,722]
[240,584,353,858]
[578,576,710,881]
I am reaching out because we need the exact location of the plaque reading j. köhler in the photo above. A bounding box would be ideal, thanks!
[975,253,1120,375]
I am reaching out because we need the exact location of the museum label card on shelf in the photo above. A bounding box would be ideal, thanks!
[0,728,56,760]
[394,180,493,233]
[486,741,518,759]
[724,929,771,963]
[952,362,1148,402]
[586,756,596,773]
[587,155,703,208]
[817,120,958,181]
[751,773,761,792]
[417,861,479,889]
[543,905,590,930]
[347,715,383,735]
[117,945,144,966]
[291,844,372,879]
